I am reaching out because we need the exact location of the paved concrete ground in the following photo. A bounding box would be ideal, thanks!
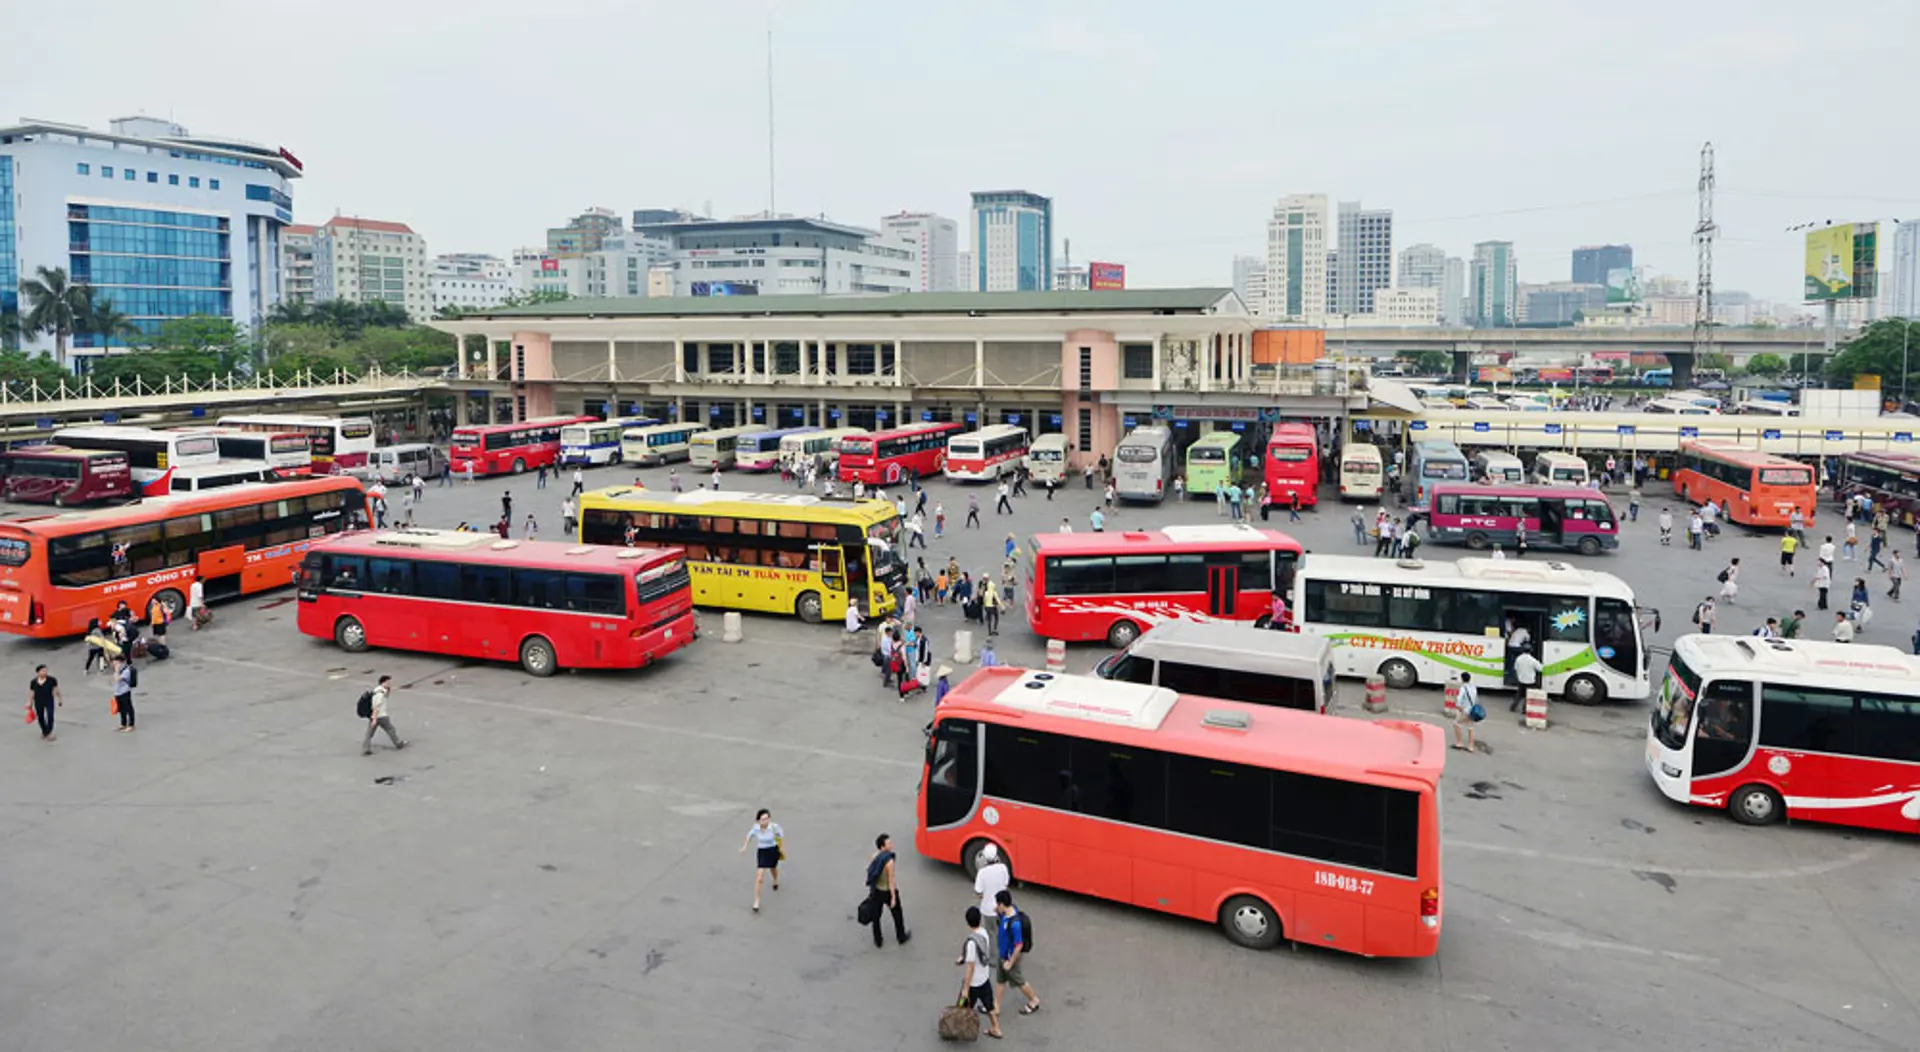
[1,462,1916,1051]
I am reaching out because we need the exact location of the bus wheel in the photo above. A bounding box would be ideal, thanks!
[1465,531,1490,551]
[1219,894,1283,950]
[520,635,558,677]
[1563,673,1606,706]
[795,591,824,624]
[1577,536,1602,556]
[960,838,1008,881]
[152,588,186,622]
[1379,658,1418,690]
[1107,619,1142,648]
[1729,784,1785,826]
[511,459,527,475]
[335,616,369,652]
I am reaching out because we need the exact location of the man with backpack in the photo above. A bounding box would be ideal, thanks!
[994,889,1041,1017]
[359,674,407,756]
[861,833,910,948]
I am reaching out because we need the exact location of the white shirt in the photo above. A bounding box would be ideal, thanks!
[845,604,862,632]
[974,860,1010,917]
[1060,522,1073,533]
[1457,680,1479,711]
[964,927,993,987]
[1514,652,1543,685]
[189,580,205,608]
[1833,619,1855,643]
[1819,542,1835,562]
[1491,549,1506,560]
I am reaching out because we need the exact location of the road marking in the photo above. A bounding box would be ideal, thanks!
[1521,929,1718,964]
[192,653,920,770]
[1449,839,1885,880]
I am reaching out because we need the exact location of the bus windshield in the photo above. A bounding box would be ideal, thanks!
[1425,462,1468,479]
[1268,447,1312,462]
[1115,446,1155,463]
[1760,466,1813,486]
[1652,652,1700,750]
[1032,447,1065,462]
[1191,447,1226,462]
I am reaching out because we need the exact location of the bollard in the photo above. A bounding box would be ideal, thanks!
[953,629,975,664]
[1442,673,1461,718]
[1046,638,1067,673]
[1363,675,1388,714]
[721,611,743,643]
[1524,688,1548,729]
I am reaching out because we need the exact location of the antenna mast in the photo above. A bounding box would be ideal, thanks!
[1692,141,1716,366]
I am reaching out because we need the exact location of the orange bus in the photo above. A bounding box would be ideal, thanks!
[0,475,369,638]
[917,666,1446,957]
[1671,440,1816,528]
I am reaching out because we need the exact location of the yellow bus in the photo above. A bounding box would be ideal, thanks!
[577,488,904,622]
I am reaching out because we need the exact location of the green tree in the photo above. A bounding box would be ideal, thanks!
[1744,352,1789,377]
[88,315,249,387]
[0,348,71,393]
[0,307,20,351]
[1399,350,1453,376]
[19,265,90,368]
[501,289,572,308]
[79,289,139,351]
[1824,319,1920,389]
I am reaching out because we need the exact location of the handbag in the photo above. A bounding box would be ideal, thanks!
[1469,702,1486,722]
[776,834,786,862]
[857,895,882,926]
[938,998,981,1042]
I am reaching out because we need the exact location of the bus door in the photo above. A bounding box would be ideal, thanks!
[1691,678,1756,783]
[1205,557,1239,618]
[1500,601,1548,687]
[1537,498,1567,543]
[843,545,871,609]
[814,545,846,602]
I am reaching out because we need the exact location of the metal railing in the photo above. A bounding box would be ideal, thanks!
[0,365,441,407]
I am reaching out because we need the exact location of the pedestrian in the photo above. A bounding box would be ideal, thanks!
[28,664,62,742]
[934,501,946,537]
[978,638,998,668]
[464,461,476,485]
[973,842,1011,918]
[1089,507,1105,532]
[1450,672,1478,752]
[1853,576,1872,619]
[1490,543,1506,560]
[982,577,1002,636]
[670,468,683,493]
[909,512,927,549]
[1513,522,1528,559]
[710,467,722,491]
[1782,609,1804,639]
[934,664,953,706]
[1173,475,1185,501]
[1834,611,1856,643]
[845,598,864,634]
[1351,508,1368,546]
[966,495,981,529]
[1780,533,1799,576]
[1693,596,1717,634]
[1814,559,1833,611]
[1658,507,1673,546]
[1688,510,1705,551]
[957,906,1003,1040]
[1892,552,1908,601]
[412,473,425,504]
[146,592,171,653]
[1789,505,1806,539]
[440,459,452,487]
[1754,617,1781,640]
[1844,521,1858,561]
[863,833,911,947]
[1869,529,1887,571]
[1003,533,1017,563]
[1819,535,1836,566]
[1402,526,1423,560]
[878,627,898,687]
[562,497,577,536]
[737,808,784,912]
[1215,481,1228,516]
[572,466,585,496]
[1503,617,1532,686]
[994,889,1042,1018]
[902,588,918,628]
[1374,517,1394,558]
[995,480,1013,515]
[1045,478,1056,502]
[536,462,548,489]
[1288,490,1302,523]
[1228,482,1244,521]
[361,674,406,755]
[84,617,109,673]
[1509,649,1543,712]
[1059,517,1073,534]
[523,513,539,539]
[1628,489,1641,522]
[1102,480,1116,510]
[1718,558,1740,602]
[112,656,136,732]
[502,492,513,524]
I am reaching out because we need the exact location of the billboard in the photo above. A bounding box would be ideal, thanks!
[690,281,759,297]
[1088,262,1126,290]
[1604,267,1639,304]
[1805,223,1877,302]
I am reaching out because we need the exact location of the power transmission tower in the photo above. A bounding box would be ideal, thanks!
[1692,142,1717,367]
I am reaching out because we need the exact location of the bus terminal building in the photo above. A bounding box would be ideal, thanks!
[430,289,1367,470]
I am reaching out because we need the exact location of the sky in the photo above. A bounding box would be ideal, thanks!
[7,0,1919,305]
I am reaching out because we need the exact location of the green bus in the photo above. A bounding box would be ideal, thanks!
[1183,430,1251,496]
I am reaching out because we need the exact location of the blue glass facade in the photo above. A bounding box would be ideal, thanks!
[68,203,231,344]
[971,190,1053,292]
[0,155,16,321]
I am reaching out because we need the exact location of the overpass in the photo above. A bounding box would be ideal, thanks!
[1328,325,1836,387]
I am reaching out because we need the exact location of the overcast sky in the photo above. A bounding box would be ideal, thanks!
[8,0,1917,304]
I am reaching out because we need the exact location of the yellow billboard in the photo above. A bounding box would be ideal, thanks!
[1805,225,1855,301]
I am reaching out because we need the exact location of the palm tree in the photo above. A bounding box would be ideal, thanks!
[0,307,20,352]
[267,298,315,327]
[81,290,139,352]
[19,266,90,369]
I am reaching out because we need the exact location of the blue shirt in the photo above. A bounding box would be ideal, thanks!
[997,911,1025,959]
[1090,510,1105,531]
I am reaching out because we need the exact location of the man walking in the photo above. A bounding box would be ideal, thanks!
[1814,559,1833,611]
[412,473,425,505]
[966,495,982,529]
[1693,596,1717,635]
[536,462,548,489]
[981,577,1002,636]
[995,480,1013,515]
[1780,533,1799,576]
[561,496,577,537]
[1503,617,1532,687]
[863,833,911,947]
[1352,508,1368,546]
[957,907,1003,1040]
[974,843,1011,919]
[1688,510,1705,551]
[502,492,513,526]
[28,665,62,742]
[994,889,1041,1018]
[571,466,585,496]
[113,657,136,732]
[362,674,407,756]
[1288,490,1302,523]
[1890,551,1907,601]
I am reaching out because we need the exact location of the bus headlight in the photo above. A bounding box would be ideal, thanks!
[1660,763,1683,779]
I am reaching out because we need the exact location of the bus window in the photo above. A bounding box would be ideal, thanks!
[924,719,980,827]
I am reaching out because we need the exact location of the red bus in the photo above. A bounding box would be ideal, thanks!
[0,475,368,638]
[1,446,133,506]
[1836,451,1920,527]
[1424,482,1620,555]
[1261,423,1321,510]
[449,415,594,477]
[1671,440,1816,528]
[1650,634,1920,834]
[943,424,1030,482]
[296,529,695,676]
[918,666,1445,956]
[838,421,963,486]
[1026,524,1303,647]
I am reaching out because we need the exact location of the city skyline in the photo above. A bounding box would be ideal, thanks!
[4,1,1917,306]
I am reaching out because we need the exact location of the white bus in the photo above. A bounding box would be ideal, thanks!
[560,416,658,467]
[688,425,761,470]
[1472,450,1525,484]
[1293,554,1649,705]
[1026,433,1070,485]
[1530,451,1590,487]
[733,427,820,471]
[52,425,220,497]
[621,423,706,466]
[218,414,377,474]
[1338,443,1385,501]
[1112,426,1175,503]
[182,427,313,477]
[944,424,1031,481]
[1644,398,1719,416]
[779,427,865,470]
[151,460,278,496]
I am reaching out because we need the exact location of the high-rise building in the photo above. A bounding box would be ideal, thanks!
[1369,288,1440,326]
[641,216,913,297]
[1054,264,1090,291]
[1335,202,1393,314]
[879,211,959,292]
[1571,244,1633,288]
[970,191,1052,291]
[281,225,318,303]
[1263,194,1329,324]
[956,251,974,292]
[0,115,300,360]
[1231,255,1267,312]
[1890,222,1920,319]
[1521,282,1605,325]
[1325,250,1339,317]
[1470,241,1518,327]
[631,208,698,229]
[1397,243,1451,323]
[547,207,623,258]
[1444,257,1467,327]
[312,216,430,320]
[430,253,513,313]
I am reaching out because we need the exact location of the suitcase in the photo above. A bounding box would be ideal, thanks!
[130,638,150,660]
[148,642,170,660]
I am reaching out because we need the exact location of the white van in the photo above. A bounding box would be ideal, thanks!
[1337,443,1384,501]
[1472,450,1526,484]
[365,443,446,485]
[1092,620,1334,713]
[1532,451,1590,486]
[1026,433,1070,485]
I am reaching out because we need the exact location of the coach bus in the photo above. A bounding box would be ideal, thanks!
[52,426,220,496]
[1835,451,1920,527]
[1648,634,1920,834]
[1424,483,1620,555]
[778,427,864,471]
[1262,423,1321,510]
[1026,524,1303,648]
[620,422,707,466]
[945,424,1031,482]
[1,447,133,507]
[1672,440,1816,528]
[578,488,904,623]
[296,529,695,676]
[1293,554,1649,705]
[688,425,762,471]
[1184,431,1250,496]
[1113,426,1175,503]
[560,416,659,468]
[838,421,963,486]
[187,427,313,477]
[1027,433,1070,486]
[219,414,376,475]
[449,415,594,477]
[733,427,819,472]
[918,667,1445,956]
[0,474,368,638]
[1405,441,1470,508]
